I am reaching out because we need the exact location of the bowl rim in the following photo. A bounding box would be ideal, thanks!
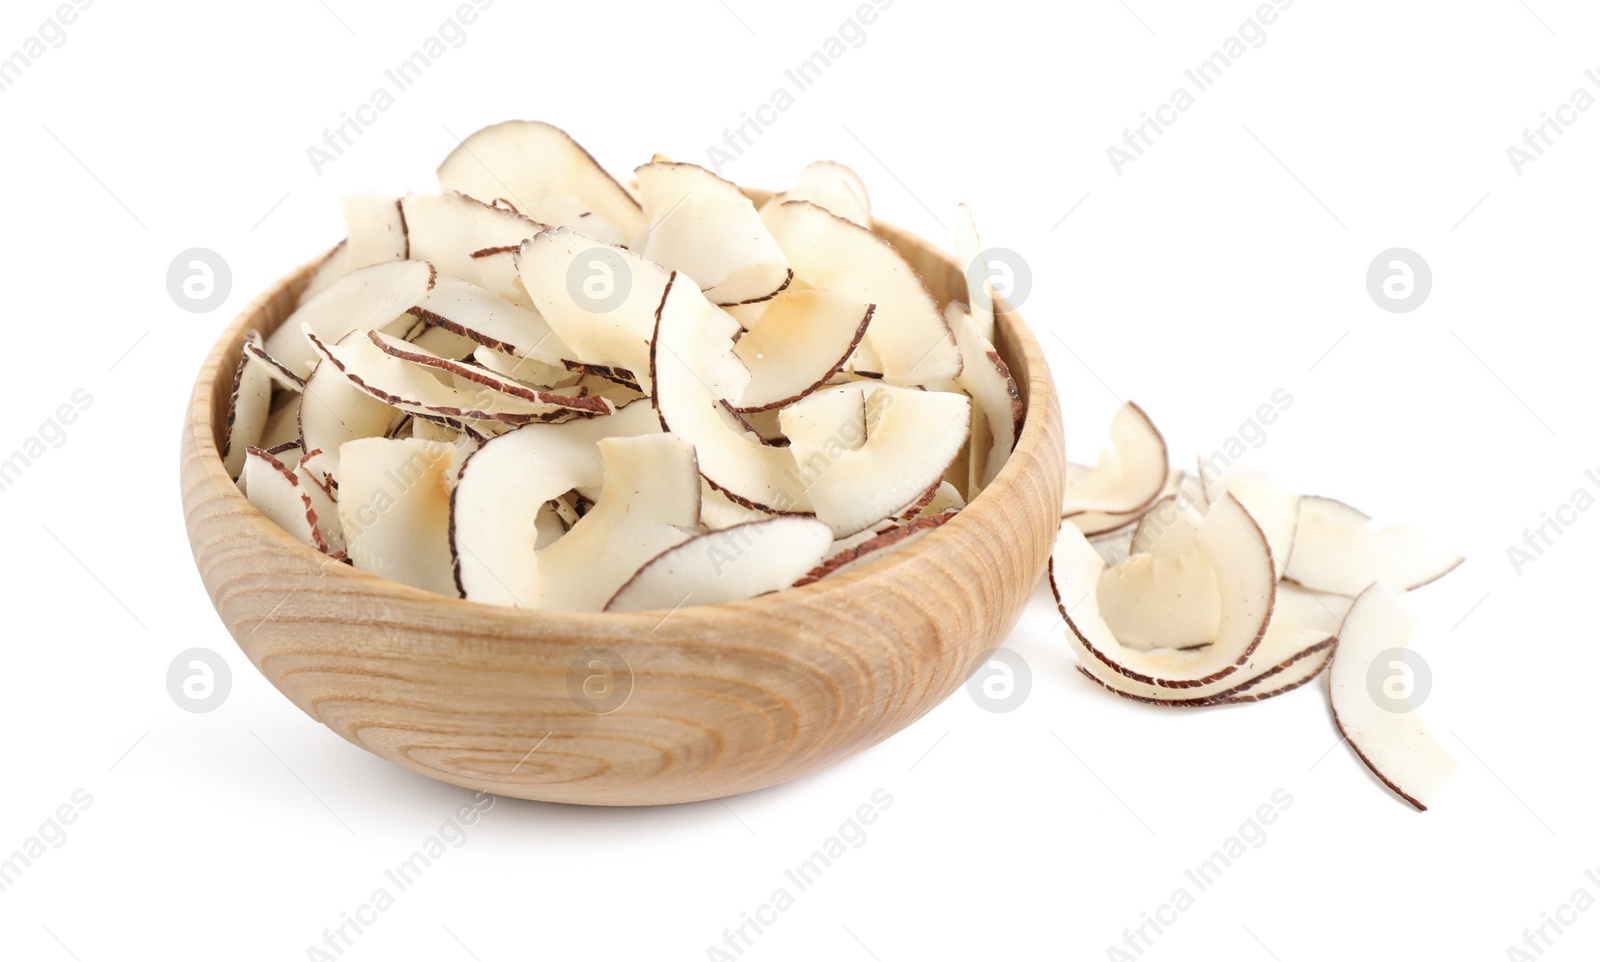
[184,213,1058,628]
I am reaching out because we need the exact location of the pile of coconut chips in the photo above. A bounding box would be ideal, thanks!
[222,120,1458,810]
[1050,402,1464,809]
[224,120,1022,614]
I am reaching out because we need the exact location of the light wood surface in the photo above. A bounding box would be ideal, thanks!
[179,213,1066,806]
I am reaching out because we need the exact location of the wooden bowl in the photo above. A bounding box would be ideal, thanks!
[179,216,1065,806]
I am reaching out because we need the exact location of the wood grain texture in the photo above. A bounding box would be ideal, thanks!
[179,214,1065,806]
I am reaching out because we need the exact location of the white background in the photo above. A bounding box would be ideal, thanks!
[1,0,1594,959]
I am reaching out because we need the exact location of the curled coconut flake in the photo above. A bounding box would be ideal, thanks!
[729,290,873,412]
[535,434,703,612]
[296,348,400,486]
[367,330,611,417]
[605,516,832,612]
[633,160,792,306]
[401,191,545,306]
[1071,583,1351,706]
[449,402,663,605]
[265,259,438,379]
[945,305,1022,493]
[518,227,672,393]
[305,327,604,425]
[1061,401,1169,522]
[794,509,957,586]
[763,199,960,385]
[779,381,970,538]
[760,160,872,229]
[337,437,458,596]
[652,271,811,514]
[437,120,645,240]
[1328,584,1456,810]
[408,278,572,366]
[953,204,995,344]
[243,331,306,391]
[1286,496,1463,596]
[1050,493,1276,689]
[222,341,275,479]
[241,445,340,555]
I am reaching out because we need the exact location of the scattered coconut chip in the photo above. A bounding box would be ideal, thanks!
[265,260,438,379]
[780,381,970,537]
[652,271,811,514]
[953,204,995,344]
[343,194,409,268]
[436,120,644,240]
[472,345,581,388]
[401,191,545,306]
[241,445,339,554]
[1066,469,1188,538]
[337,437,458,596]
[729,290,873,412]
[408,277,571,366]
[305,327,603,425]
[294,459,344,556]
[633,161,792,305]
[1051,493,1276,688]
[296,350,400,484]
[1328,585,1456,810]
[762,160,872,229]
[1220,475,1301,580]
[536,434,703,611]
[794,509,956,586]
[517,227,672,392]
[946,307,1022,492]
[763,200,961,385]
[1072,583,1350,705]
[606,516,832,611]
[222,341,275,479]
[1220,645,1334,704]
[366,330,611,417]
[241,445,312,540]
[243,331,306,391]
[1285,496,1464,596]
[1061,401,1169,521]
[1076,642,1333,708]
[450,402,662,605]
